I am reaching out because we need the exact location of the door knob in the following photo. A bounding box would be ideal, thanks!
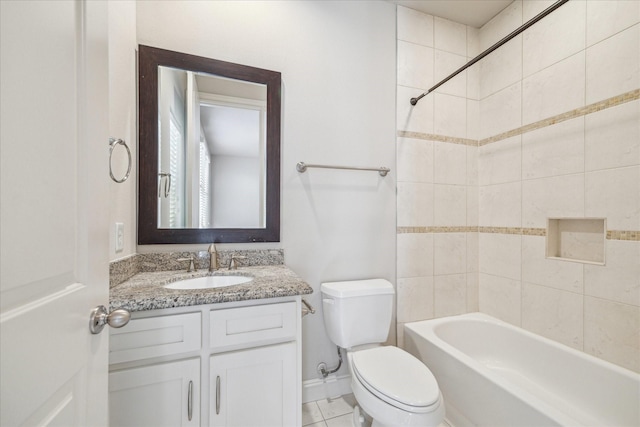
[89,305,131,334]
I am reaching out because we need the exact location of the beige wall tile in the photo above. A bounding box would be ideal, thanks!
[397,84,434,133]
[434,16,467,56]
[467,272,479,312]
[397,5,434,47]
[466,232,479,273]
[586,24,640,104]
[467,185,479,226]
[435,273,467,317]
[586,0,640,47]
[522,235,584,293]
[434,232,467,275]
[480,82,522,139]
[522,0,585,77]
[479,34,522,99]
[434,184,467,226]
[479,135,521,185]
[434,93,467,138]
[479,233,521,280]
[522,0,556,21]
[397,182,434,227]
[479,273,522,326]
[522,174,585,228]
[480,0,522,51]
[434,50,467,97]
[466,145,478,186]
[398,40,434,89]
[397,137,434,183]
[584,296,640,372]
[479,182,522,227]
[467,26,480,58]
[397,233,434,278]
[522,282,584,350]
[397,276,434,322]
[585,166,640,230]
[585,99,640,172]
[585,240,640,307]
[434,141,467,185]
[522,52,586,125]
[522,116,585,180]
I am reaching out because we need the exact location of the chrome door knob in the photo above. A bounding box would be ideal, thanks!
[89,305,131,334]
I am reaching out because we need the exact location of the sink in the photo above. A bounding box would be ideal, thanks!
[164,275,252,290]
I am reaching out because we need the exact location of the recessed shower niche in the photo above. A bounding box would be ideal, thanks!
[546,218,606,265]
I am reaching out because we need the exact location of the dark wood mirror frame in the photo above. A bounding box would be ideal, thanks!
[138,45,281,244]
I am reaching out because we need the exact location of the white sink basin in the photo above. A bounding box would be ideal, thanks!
[164,275,252,290]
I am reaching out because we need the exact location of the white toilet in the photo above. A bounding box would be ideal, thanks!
[321,279,444,427]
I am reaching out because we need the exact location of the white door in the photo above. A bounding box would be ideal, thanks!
[0,1,110,426]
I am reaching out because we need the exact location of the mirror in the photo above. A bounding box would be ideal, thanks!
[138,45,281,244]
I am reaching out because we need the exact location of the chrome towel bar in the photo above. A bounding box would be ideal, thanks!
[296,161,390,177]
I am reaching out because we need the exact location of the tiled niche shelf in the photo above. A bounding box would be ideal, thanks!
[546,218,606,265]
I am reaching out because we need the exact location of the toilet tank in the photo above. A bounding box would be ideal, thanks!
[321,279,394,349]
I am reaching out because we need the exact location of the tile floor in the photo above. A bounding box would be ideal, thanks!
[302,394,451,427]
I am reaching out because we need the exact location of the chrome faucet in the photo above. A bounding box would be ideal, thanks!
[208,243,219,272]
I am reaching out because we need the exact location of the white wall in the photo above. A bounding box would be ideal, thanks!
[108,0,137,261]
[136,0,397,390]
[211,155,261,228]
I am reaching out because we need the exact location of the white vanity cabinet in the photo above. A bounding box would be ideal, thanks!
[108,297,302,427]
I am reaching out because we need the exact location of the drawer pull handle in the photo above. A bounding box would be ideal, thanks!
[188,380,193,421]
[215,376,221,415]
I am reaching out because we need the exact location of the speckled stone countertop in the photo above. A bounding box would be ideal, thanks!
[110,265,313,312]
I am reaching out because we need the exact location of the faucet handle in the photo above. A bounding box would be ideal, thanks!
[208,243,217,253]
[228,254,247,270]
[177,256,196,272]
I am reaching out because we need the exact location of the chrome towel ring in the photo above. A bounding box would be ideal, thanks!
[109,137,132,183]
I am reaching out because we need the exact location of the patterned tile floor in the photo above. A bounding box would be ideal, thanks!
[302,394,451,427]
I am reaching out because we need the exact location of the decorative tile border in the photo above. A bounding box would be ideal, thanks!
[607,230,640,241]
[397,131,478,147]
[396,89,639,148]
[479,89,640,146]
[398,226,639,240]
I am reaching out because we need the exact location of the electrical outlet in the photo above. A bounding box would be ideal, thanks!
[115,222,124,253]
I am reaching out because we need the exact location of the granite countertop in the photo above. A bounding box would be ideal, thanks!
[110,265,313,312]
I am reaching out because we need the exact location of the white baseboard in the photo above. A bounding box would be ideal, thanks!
[302,374,352,403]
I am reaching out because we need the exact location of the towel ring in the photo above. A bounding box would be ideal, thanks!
[109,137,132,183]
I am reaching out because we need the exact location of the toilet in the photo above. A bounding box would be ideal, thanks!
[321,279,444,427]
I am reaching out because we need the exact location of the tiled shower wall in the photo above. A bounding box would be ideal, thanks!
[396,0,640,373]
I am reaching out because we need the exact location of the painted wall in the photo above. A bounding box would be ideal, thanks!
[397,0,639,373]
[135,0,397,396]
[108,0,137,261]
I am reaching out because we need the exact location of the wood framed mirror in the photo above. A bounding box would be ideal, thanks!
[138,45,281,244]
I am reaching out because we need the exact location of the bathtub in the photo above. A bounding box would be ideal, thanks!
[404,313,640,427]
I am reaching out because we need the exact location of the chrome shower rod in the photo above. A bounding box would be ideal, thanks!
[410,0,570,106]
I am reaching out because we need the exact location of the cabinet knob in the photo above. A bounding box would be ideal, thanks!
[89,305,131,334]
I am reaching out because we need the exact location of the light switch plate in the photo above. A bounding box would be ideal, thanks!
[115,222,124,253]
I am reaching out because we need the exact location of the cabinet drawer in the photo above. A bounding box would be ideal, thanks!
[210,302,296,352]
[110,312,201,364]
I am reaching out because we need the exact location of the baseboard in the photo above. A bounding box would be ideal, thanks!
[302,373,352,403]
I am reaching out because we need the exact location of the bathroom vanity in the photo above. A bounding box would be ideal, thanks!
[108,261,312,427]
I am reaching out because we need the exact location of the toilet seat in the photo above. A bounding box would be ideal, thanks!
[351,346,441,413]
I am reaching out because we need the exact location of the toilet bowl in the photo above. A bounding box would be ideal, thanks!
[321,279,444,427]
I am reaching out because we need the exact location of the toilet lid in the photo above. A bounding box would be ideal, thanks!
[351,346,440,411]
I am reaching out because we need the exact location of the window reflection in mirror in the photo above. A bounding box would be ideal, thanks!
[157,66,266,229]
[138,45,280,244]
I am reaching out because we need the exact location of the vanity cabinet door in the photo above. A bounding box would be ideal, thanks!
[110,358,200,427]
[209,342,296,427]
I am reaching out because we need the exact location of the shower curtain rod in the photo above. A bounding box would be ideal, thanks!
[410,0,569,106]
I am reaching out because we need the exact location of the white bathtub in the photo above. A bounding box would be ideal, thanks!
[404,313,640,427]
